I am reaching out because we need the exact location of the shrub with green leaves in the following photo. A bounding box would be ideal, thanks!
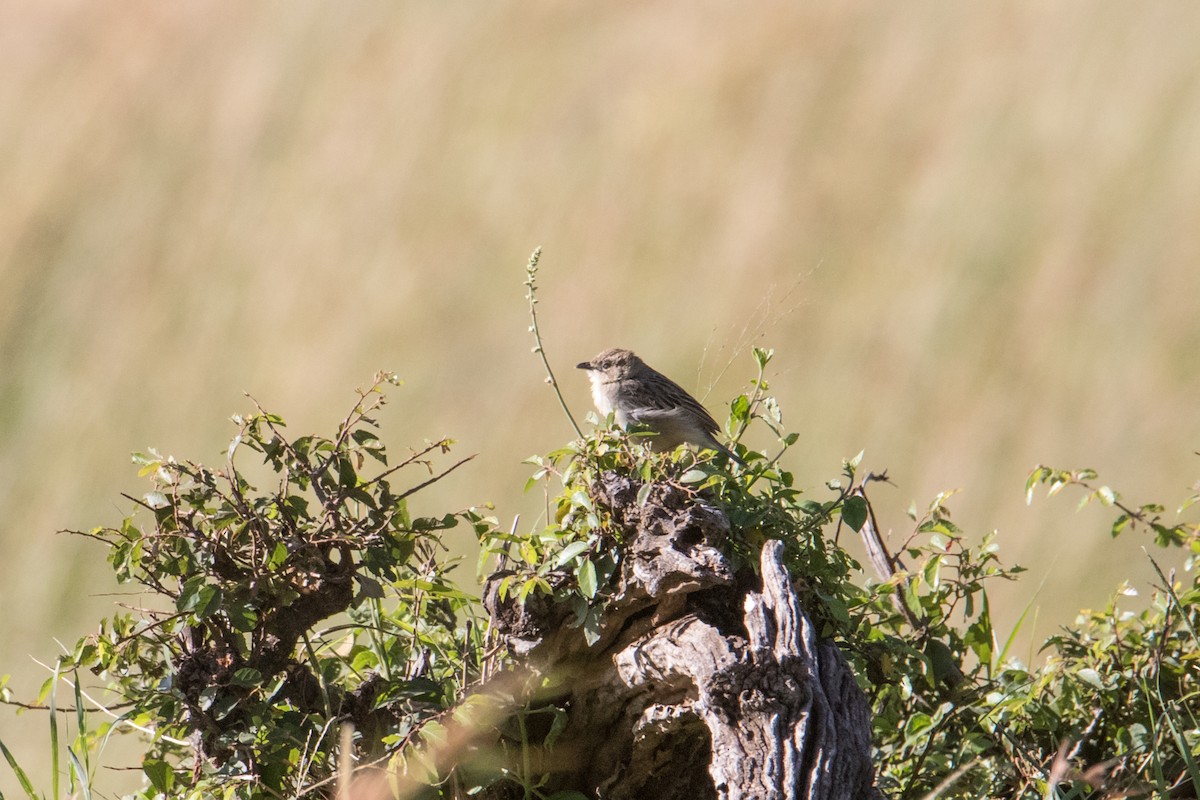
[478,348,1200,799]
[3,357,1199,800]
[481,348,1033,796]
[55,374,486,797]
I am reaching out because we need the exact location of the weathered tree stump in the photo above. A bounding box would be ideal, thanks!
[485,472,882,800]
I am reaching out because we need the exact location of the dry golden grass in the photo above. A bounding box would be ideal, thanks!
[2,2,1199,792]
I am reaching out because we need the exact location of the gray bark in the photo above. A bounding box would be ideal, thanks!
[484,473,882,800]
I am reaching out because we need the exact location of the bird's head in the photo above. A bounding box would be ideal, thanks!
[576,348,643,381]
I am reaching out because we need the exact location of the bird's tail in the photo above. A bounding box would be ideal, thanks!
[705,435,746,466]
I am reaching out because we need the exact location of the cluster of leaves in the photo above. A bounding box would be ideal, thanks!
[851,494,1023,798]
[864,467,1200,799]
[1007,467,1200,797]
[1026,465,1200,558]
[25,374,489,798]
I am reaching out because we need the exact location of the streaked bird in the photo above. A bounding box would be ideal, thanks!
[576,348,743,464]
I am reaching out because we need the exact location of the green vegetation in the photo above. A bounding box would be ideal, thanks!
[3,375,487,799]
[2,355,1197,798]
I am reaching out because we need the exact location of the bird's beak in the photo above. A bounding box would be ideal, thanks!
[576,361,592,370]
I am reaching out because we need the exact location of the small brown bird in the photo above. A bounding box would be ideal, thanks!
[576,348,743,463]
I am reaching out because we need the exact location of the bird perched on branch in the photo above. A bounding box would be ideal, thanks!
[576,348,743,464]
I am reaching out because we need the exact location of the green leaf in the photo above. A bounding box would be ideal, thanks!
[132,451,163,477]
[143,491,169,509]
[1076,668,1106,690]
[582,606,603,646]
[903,579,923,618]
[842,495,868,532]
[680,469,709,485]
[577,559,598,599]
[1024,466,1047,505]
[143,758,174,793]
[923,555,942,590]
[177,577,222,618]
[351,428,382,447]
[1111,514,1131,538]
[229,668,263,688]
[964,617,994,668]
[195,585,222,618]
[176,576,204,613]
[208,693,239,721]
[267,541,289,569]
[517,577,541,603]
[730,394,750,423]
[524,473,544,493]
[356,574,385,600]
[0,736,39,798]
[337,456,358,487]
[903,712,933,743]
[554,540,590,567]
[227,601,257,632]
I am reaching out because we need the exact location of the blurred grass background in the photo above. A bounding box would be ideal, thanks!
[3,1,1200,792]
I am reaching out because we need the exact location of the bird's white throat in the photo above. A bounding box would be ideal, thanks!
[588,372,616,418]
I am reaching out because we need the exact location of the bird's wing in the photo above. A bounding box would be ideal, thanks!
[625,406,687,426]
[640,370,722,435]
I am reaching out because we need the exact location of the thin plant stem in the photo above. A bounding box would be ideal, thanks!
[524,247,584,438]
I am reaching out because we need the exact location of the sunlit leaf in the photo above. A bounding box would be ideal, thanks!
[577,559,598,599]
[555,541,590,567]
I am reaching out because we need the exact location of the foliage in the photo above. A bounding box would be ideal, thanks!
[19,374,488,798]
[482,346,1200,799]
[3,359,1200,800]
[482,347,861,646]
[858,467,1200,799]
[485,348,1029,795]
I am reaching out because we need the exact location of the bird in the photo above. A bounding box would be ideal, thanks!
[576,348,743,464]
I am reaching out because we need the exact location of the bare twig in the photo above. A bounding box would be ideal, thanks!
[358,438,457,492]
[918,759,981,800]
[393,455,477,503]
[852,483,928,631]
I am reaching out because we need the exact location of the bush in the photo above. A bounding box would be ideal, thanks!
[2,360,1198,799]
[36,374,488,797]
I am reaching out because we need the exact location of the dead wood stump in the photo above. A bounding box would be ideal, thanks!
[484,472,883,800]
